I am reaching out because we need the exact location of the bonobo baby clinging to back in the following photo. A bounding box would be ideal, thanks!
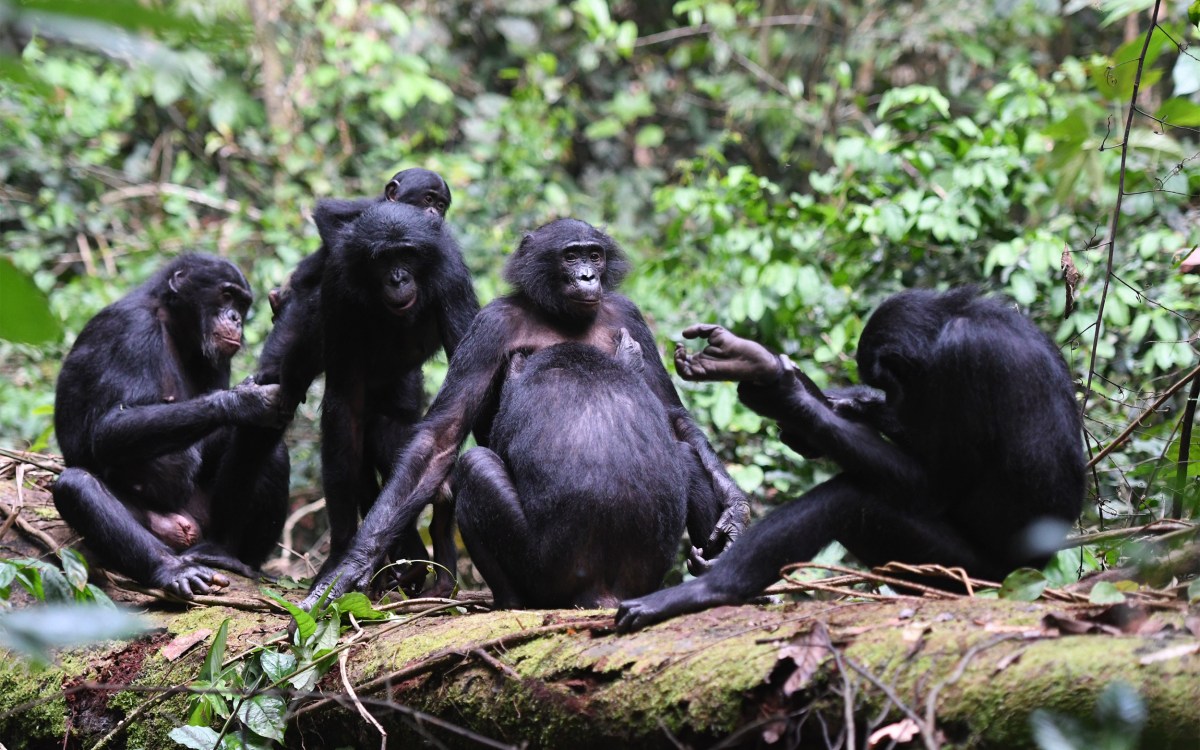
[617,287,1085,632]
[257,167,453,412]
[53,254,288,598]
[301,218,751,609]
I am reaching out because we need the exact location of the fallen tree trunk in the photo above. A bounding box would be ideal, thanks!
[1,453,1199,749]
[1,595,1199,749]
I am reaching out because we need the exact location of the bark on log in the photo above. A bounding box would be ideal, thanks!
[1,455,1198,749]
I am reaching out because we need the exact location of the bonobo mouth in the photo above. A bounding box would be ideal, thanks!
[215,336,242,356]
[385,296,417,316]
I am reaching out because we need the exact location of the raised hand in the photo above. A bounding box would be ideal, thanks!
[673,324,783,383]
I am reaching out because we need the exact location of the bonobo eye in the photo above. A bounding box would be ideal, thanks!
[564,251,578,263]
[423,194,433,205]
[589,251,602,263]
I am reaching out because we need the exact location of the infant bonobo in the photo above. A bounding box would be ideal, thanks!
[616,288,1084,632]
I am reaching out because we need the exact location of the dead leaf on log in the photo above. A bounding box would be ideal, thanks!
[160,628,213,661]
[867,718,921,747]
[774,621,833,697]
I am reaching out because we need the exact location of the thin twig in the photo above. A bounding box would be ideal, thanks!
[1171,373,1200,519]
[291,616,611,719]
[1062,519,1193,547]
[0,447,64,474]
[339,621,388,750]
[98,183,263,220]
[0,465,26,543]
[1087,362,1200,468]
[1081,0,1163,419]
[635,15,824,47]
[0,499,61,552]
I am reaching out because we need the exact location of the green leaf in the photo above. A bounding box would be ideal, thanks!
[199,620,230,683]
[1154,97,1200,127]
[259,649,298,683]
[1187,578,1200,603]
[236,694,287,742]
[1189,0,1200,26]
[0,257,61,345]
[58,549,90,593]
[1088,581,1127,604]
[169,725,224,750]
[999,568,1048,601]
[262,589,316,642]
[332,592,388,621]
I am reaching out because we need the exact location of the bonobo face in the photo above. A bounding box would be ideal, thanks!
[561,241,606,309]
[384,168,451,218]
[209,282,252,357]
[165,257,252,364]
[374,247,421,317]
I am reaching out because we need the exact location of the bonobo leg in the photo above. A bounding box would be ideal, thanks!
[203,426,290,578]
[453,447,531,608]
[52,468,228,598]
[617,475,991,632]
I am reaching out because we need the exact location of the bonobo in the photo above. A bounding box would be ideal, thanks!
[453,330,723,607]
[257,167,453,411]
[616,287,1085,631]
[311,200,478,594]
[53,255,288,598]
[301,218,750,609]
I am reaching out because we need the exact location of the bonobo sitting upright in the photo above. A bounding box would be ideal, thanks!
[617,287,1085,631]
[53,255,288,598]
[301,218,750,609]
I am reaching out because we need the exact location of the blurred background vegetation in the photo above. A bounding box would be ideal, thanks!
[2,0,1199,585]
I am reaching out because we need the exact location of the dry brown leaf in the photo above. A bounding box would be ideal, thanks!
[160,628,213,661]
[775,621,832,697]
[867,718,921,747]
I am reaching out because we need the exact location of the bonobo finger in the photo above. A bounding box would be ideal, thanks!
[210,572,231,588]
[681,324,722,340]
[686,546,715,576]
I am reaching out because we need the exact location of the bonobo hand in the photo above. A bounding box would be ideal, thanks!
[616,578,736,633]
[151,557,229,599]
[674,325,783,383]
[299,551,374,611]
[222,378,285,427]
[691,498,749,575]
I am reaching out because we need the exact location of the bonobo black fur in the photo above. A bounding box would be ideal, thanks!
[617,287,1085,631]
[311,200,479,594]
[53,254,288,598]
[301,218,750,609]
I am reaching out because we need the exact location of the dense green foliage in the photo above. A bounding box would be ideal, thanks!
[3,0,1200,579]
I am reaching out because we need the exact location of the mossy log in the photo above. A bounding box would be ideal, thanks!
[2,455,1199,749]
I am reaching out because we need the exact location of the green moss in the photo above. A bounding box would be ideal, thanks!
[0,653,68,749]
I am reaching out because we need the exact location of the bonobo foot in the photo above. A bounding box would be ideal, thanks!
[183,541,269,582]
[152,557,230,599]
[615,578,741,633]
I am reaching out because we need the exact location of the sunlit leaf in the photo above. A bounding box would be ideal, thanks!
[0,257,61,345]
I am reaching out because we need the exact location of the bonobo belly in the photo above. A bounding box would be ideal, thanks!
[108,446,202,513]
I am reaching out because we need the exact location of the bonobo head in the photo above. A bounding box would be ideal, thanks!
[504,219,630,321]
[157,254,252,365]
[856,287,979,405]
[317,200,445,318]
[384,168,452,218]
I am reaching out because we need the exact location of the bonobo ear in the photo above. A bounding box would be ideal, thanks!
[168,270,186,295]
[384,179,401,202]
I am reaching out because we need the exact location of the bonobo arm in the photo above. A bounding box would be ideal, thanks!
[614,298,750,560]
[738,371,925,494]
[434,246,481,362]
[300,307,510,609]
[91,380,281,465]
